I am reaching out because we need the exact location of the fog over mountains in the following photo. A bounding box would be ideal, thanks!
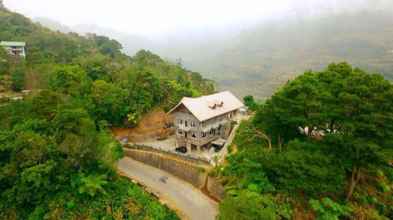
[33,1,393,98]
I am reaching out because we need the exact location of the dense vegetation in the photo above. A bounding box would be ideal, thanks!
[218,63,393,220]
[0,93,179,219]
[0,6,213,219]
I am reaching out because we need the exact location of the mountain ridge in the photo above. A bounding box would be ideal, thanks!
[29,9,393,99]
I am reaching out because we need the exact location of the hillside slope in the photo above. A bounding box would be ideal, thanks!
[0,5,212,220]
[0,5,213,101]
[217,63,393,219]
[205,11,393,98]
[29,7,393,99]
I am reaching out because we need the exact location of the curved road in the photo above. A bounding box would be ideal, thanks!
[118,158,218,220]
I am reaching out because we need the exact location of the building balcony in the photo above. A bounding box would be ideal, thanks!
[201,121,229,133]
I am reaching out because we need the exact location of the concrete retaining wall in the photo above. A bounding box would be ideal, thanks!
[126,144,211,166]
[124,148,207,188]
[123,147,226,201]
[207,176,225,200]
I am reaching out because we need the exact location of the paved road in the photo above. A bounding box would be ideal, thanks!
[118,157,218,220]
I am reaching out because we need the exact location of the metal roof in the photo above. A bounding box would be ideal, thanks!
[0,41,26,47]
[168,91,244,122]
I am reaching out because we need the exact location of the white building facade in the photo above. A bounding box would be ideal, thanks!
[169,91,244,152]
[0,41,26,57]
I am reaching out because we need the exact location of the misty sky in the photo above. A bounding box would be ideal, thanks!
[4,0,393,36]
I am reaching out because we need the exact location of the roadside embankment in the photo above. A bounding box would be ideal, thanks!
[123,146,225,201]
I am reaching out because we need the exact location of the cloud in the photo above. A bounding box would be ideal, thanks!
[4,0,392,35]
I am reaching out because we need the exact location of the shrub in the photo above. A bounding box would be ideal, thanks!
[309,198,352,220]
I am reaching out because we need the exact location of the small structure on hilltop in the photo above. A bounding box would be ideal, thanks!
[168,91,244,153]
[0,41,26,57]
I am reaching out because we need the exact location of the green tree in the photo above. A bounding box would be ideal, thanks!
[75,174,108,197]
[10,65,25,92]
[243,95,258,111]
[161,80,195,111]
[78,53,112,81]
[0,47,9,75]
[49,65,90,96]
[30,90,62,120]
[88,34,122,58]
[310,198,352,220]
[52,107,99,168]
[90,80,129,125]
[128,70,161,113]
[254,62,393,199]
[220,190,277,220]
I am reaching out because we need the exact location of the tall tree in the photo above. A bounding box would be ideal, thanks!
[48,65,90,96]
[254,62,393,199]
[10,64,25,92]
[90,80,129,125]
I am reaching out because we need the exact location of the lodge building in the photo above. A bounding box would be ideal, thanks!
[0,41,26,57]
[169,91,244,152]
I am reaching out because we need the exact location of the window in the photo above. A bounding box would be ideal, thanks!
[178,130,183,135]
[179,119,183,124]
[191,121,196,127]
[192,133,196,138]
[185,120,188,127]
[202,132,206,137]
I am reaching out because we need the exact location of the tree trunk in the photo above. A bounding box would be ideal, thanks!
[346,166,361,201]
[278,135,282,152]
[329,120,335,133]
[255,130,272,151]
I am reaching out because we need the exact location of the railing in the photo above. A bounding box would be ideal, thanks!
[201,120,229,132]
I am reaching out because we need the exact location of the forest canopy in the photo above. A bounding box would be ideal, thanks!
[218,63,393,220]
[0,5,213,219]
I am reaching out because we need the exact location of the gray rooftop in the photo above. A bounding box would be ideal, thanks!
[0,41,26,47]
[169,91,244,122]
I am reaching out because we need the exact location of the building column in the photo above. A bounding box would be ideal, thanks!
[186,142,191,153]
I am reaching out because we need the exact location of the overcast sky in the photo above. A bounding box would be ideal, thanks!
[4,0,393,36]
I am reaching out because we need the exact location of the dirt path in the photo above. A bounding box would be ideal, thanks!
[118,157,218,220]
[112,109,173,142]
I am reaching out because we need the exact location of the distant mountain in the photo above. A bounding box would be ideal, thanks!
[33,10,393,99]
[33,17,152,55]
[0,0,5,10]
[72,24,153,55]
[207,11,393,98]
[34,17,73,33]
[156,11,393,99]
